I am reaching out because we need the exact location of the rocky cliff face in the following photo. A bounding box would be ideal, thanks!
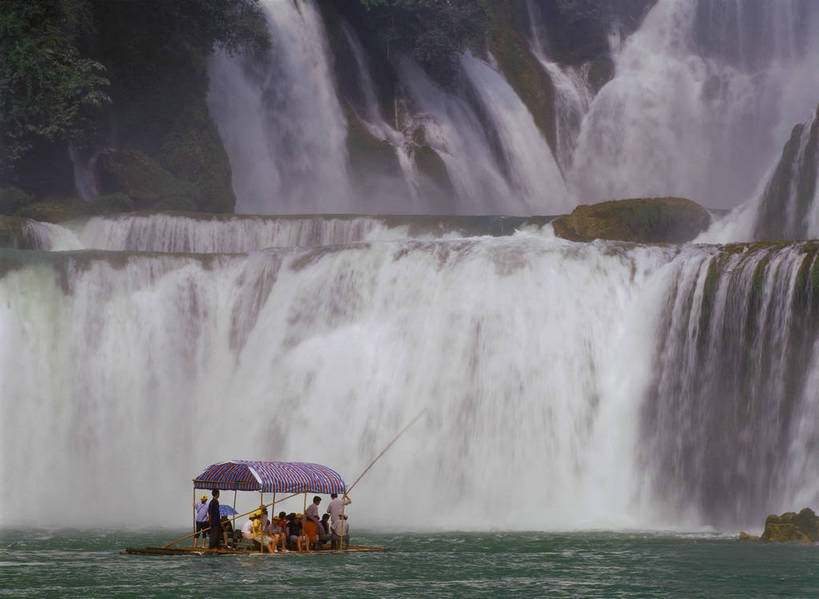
[752,105,819,241]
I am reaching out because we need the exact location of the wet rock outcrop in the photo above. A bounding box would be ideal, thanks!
[740,508,819,543]
[552,197,711,243]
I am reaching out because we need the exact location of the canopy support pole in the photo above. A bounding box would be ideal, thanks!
[192,486,195,546]
[303,492,307,513]
[232,490,238,531]
[340,499,346,552]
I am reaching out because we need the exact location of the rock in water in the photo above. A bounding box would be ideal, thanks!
[740,508,819,543]
[552,197,711,243]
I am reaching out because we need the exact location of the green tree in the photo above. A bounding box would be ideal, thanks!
[0,0,109,181]
[358,0,490,88]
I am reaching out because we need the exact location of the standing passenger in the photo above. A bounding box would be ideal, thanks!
[331,514,350,549]
[208,489,222,549]
[193,494,209,548]
[326,493,351,528]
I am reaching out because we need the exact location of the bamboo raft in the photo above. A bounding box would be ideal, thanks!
[122,544,387,556]
[125,413,423,559]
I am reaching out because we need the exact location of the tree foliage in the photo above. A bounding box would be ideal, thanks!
[357,0,490,88]
[0,0,268,190]
[0,0,109,180]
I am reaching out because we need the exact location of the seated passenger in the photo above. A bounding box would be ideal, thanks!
[288,513,309,552]
[269,513,288,552]
[242,514,255,540]
[318,514,332,546]
[252,510,276,553]
[221,515,234,549]
[242,512,261,551]
[303,518,318,550]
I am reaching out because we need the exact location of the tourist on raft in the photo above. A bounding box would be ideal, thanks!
[288,513,309,552]
[193,494,209,548]
[252,510,277,553]
[207,489,222,549]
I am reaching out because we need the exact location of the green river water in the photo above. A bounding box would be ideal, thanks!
[1,530,817,598]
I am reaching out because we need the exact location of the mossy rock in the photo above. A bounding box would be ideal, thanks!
[757,508,819,543]
[343,102,403,179]
[15,198,92,223]
[157,100,236,213]
[88,192,135,214]
[97,150,198,212]
[0,187,35,216]
[414,144,455,197]
[0,215,26,248]
[552,197,711,243]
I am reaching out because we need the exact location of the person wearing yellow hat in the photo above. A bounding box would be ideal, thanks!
[193,494,209,548]
[252,509,276,553]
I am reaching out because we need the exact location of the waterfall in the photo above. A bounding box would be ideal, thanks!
[207,0,352,214]
[525,0,594,172]
[3,231,817,530]
[398,61,515,214]
[700,106,819,243]
[0,237,672,530]
[567,0,819,209]
[751,107,819,241]
[21,214,552,253]
[460,53,571,213]
[339,22,421,211]
[642,242,819,527]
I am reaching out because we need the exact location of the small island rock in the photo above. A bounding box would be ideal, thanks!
[740,507,819,543]
[552,197,711,243]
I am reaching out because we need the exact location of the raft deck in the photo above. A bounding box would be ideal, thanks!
[122,545,387,556]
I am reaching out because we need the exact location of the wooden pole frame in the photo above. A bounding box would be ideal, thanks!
[192,487,196,546]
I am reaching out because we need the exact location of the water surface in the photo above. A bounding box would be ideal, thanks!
[1,530,817,597]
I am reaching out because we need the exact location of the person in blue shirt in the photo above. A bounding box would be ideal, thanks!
[193,494,209,548]
[208,489,222,549]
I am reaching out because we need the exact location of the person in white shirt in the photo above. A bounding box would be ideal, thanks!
[326,493,351,526]
[331,514,350,549]
[241,514,255,540]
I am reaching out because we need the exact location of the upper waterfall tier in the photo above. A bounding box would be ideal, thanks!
[21,214,553,253]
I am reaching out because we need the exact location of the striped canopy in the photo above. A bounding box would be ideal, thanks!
[193,460,346,494]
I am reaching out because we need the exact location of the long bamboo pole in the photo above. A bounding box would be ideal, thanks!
[165,491,301,548]
[346,409,426,494]
[333,410,425,552]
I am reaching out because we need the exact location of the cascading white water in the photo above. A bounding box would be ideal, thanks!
[3,228,818,530]
[398,61,515,214]
[207,0,352,214]
[22,214,550,252]
[567,0,819,209]
[460,53,571,213]
[64,214,406,252]
[525,0,594,172]
[340,22,423,211]
[0,236,680,530]
[642,242,819,528]
[701,106,819,243]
